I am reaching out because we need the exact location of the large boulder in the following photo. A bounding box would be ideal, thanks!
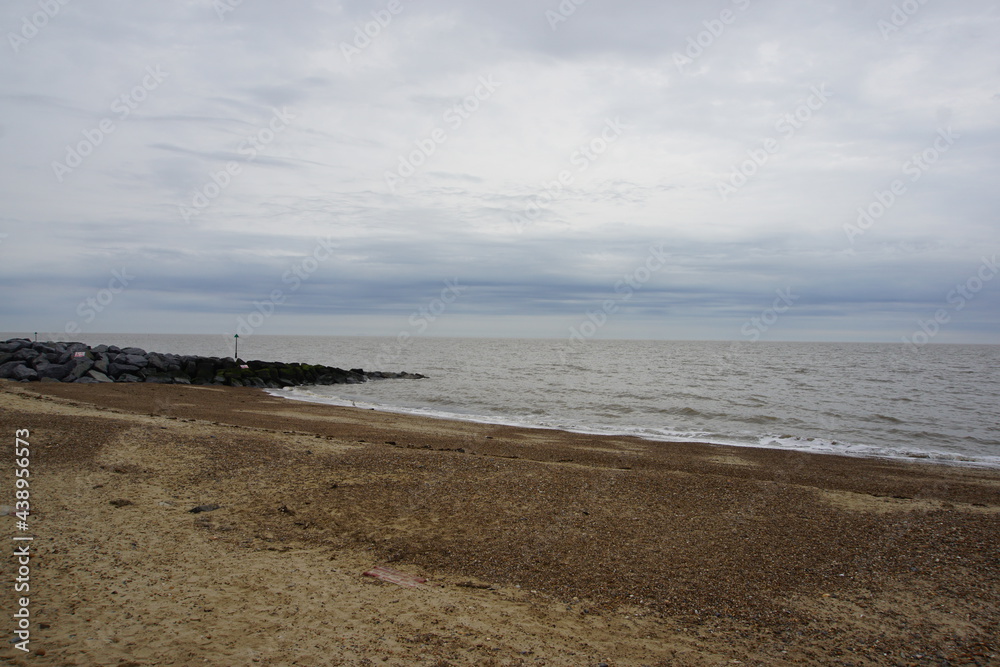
[37,362,74,381]
[0,361,24,379]
[69,359,95,380]
[0,340,30,354]
[32,354,58,368]
[146,353,166,371]
[124,354,149,368]
[87,370,114,383]
[194,361,218,383]
[108,363,141,378]
[11,348,39,363]
[120,347,146,356]
[12,365,38,381]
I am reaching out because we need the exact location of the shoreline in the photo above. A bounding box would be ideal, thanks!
[269,385,1000,471]
[2,380,998,665]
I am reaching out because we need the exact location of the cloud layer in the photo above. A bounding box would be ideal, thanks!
[1,0,998,343]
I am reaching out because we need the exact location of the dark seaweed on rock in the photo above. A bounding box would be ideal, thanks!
[0,338,425,387]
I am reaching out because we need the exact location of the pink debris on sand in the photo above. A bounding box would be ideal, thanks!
[363,566,431,589]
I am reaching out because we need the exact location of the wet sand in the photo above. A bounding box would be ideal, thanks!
[1,381,998,666]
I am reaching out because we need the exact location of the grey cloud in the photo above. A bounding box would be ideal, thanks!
[0,0,997,341]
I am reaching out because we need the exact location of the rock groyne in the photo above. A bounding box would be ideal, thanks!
[0,338,425,388]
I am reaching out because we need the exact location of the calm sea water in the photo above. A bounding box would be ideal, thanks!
[12,333,1000,468]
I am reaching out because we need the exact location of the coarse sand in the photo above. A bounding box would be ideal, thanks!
[1,381,998,666]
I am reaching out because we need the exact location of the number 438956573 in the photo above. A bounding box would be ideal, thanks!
[14,429,30,520]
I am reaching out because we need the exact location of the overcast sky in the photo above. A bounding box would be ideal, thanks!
[1,0,998,343]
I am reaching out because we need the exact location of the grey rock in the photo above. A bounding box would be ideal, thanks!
[188,504,221,513]
[118,374,142,383]
[11,348,39,363]
[120,347,146,356]
[108,363,140,377]
[12,365,38,381]
[87,370,114,383]
[30,355,51,369]
[0,340,30,353]
[146,353,166,371]
[93,356,109,373]
[69,359,95,380]
[0,361,23,378]
[75,377,100,384]
[195,362,217,382]
[124,354,149,368]
[37,362,74,381]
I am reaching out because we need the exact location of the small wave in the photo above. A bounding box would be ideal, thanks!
[741,414,783,424]
[761,435,1000,468]
[871,414,904,424]
[646,405,712,418]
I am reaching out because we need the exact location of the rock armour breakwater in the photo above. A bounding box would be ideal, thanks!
[0,338,425,387]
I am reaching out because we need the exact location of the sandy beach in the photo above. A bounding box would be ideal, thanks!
[1,380,998,666]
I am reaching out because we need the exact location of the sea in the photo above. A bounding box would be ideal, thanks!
[11,333,1000,468]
